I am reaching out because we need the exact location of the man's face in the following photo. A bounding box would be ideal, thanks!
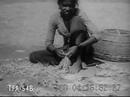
[59,0,76,17]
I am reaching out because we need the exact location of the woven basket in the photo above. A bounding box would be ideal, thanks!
[93,29,130,62]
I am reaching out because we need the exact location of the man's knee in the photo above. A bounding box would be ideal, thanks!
[29,52,39,63]
[29,50,56,64]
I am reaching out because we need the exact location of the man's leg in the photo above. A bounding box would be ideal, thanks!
[69,56,82,73]
[69,31,86,73]
[29,50,61,65]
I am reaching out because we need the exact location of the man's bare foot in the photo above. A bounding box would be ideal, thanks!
[69,57,82,74]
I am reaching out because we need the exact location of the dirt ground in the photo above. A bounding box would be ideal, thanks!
[0,45,130,96]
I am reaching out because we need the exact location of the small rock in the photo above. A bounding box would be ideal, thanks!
[0,78,3,81]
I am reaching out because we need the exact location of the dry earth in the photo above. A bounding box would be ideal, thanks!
[0,57,130,96]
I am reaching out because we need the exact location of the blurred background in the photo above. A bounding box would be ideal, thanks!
[0,0,129,60]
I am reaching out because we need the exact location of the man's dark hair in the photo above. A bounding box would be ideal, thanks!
[57,0,78,6]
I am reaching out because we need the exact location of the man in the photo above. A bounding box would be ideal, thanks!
[29,0,101,73]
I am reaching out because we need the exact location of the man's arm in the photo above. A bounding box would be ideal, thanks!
[45,14,57,52]
[77,36,97,47]
[45,14,66,58]
[77,11,101,47]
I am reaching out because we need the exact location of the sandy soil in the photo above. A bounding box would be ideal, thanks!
[0,55,130,96]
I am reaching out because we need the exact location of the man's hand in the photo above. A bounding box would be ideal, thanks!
[66,46,78,58]
[55,48,65,58]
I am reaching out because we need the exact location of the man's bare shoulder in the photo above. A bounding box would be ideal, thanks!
[78,10,89,20]
[49,11,61,21]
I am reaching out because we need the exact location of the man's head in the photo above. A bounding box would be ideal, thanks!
[57,0,79,20]
[57,0,78,8]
